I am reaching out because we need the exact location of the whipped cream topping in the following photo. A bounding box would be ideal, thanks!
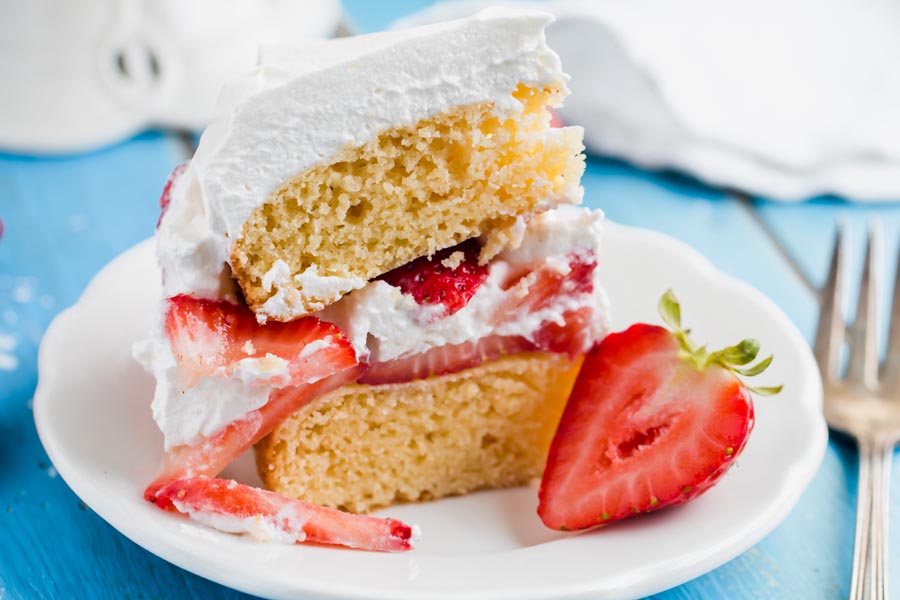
[193,7,567,252]
[156,164,234,300]
[320,206,609,363]
[156,7,570,308]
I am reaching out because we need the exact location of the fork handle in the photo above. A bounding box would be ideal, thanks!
[850,436,892,600]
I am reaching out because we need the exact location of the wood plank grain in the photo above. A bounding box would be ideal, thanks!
[583,160,820,338]
[0,149,853,600]
[339,1,865,594]
[0,131,254,600]
[0,0,878,596]
[583,159,847,600]
[752,196,900,600]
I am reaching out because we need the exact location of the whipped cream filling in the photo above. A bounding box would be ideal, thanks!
[320,206,608,363]
[171,494,306,544]
[141,206,608,449]
[257,260,367,322]
[133,328,284,450]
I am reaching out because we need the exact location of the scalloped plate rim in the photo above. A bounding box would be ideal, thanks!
[34,221,827,600]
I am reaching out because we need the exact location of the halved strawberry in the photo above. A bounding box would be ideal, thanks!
[538,291,780,531]
[157,162,188,229]
[145,367,363,504]
[165,294,356,388]
[157,477,415,552]
[378,238,488,317]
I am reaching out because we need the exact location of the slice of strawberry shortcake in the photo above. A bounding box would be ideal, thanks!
[134,8,609,552]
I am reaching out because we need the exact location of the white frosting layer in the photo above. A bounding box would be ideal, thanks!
[193,6,565,252]
[320,206,608,363]
[157,8,569,307]
[133,326,282,449]
[156,164,234,300]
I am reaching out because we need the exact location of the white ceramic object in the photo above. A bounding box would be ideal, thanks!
[34,223,827,600]
[397,0,900,202]
[0,0,342,154]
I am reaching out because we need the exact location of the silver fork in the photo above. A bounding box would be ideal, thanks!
[815,223,900,600]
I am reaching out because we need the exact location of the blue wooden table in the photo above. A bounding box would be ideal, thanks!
[2,2,899,598]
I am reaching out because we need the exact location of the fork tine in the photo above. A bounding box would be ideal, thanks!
[846,223,882,389]
[882,234,900,388]
[814,223,847,382]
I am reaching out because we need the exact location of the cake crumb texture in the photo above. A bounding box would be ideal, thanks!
[255,352,582,513]
[232,84,585,318]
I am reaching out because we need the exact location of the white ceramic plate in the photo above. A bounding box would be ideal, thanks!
[35,222,827,600]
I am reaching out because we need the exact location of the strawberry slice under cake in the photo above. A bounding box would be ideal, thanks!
[134,7,610,551]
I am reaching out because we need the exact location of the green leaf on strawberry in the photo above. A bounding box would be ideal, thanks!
[660,289,782,395]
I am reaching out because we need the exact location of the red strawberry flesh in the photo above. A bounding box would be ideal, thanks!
[360,305,593,386]
[378,238,488,317]
[157,477,415,552]
[538,324,754,530]
[164,294,356,388]
[157,163,188,229]
[149,296,362,504]
[361,334,532,385]
[363,250,599,385]
[145,366,363,504]
[493,252,596,327]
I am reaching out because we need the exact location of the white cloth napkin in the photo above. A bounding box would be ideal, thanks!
[397,0,900,201]
[0,0,341,154]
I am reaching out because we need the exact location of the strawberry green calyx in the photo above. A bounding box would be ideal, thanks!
[658,289,782,396]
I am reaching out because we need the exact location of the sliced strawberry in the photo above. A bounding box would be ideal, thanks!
[157,478,415,552]
[378,238,488,317]
[360,335,531,385]
[493,252,596,323]
[531,306,596,358]
[360,308,593,386]
[363,251,600,385]
[145,366,363,504]
[165,294,356,388]
[157,163,188,229]
[538,291,780,531]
